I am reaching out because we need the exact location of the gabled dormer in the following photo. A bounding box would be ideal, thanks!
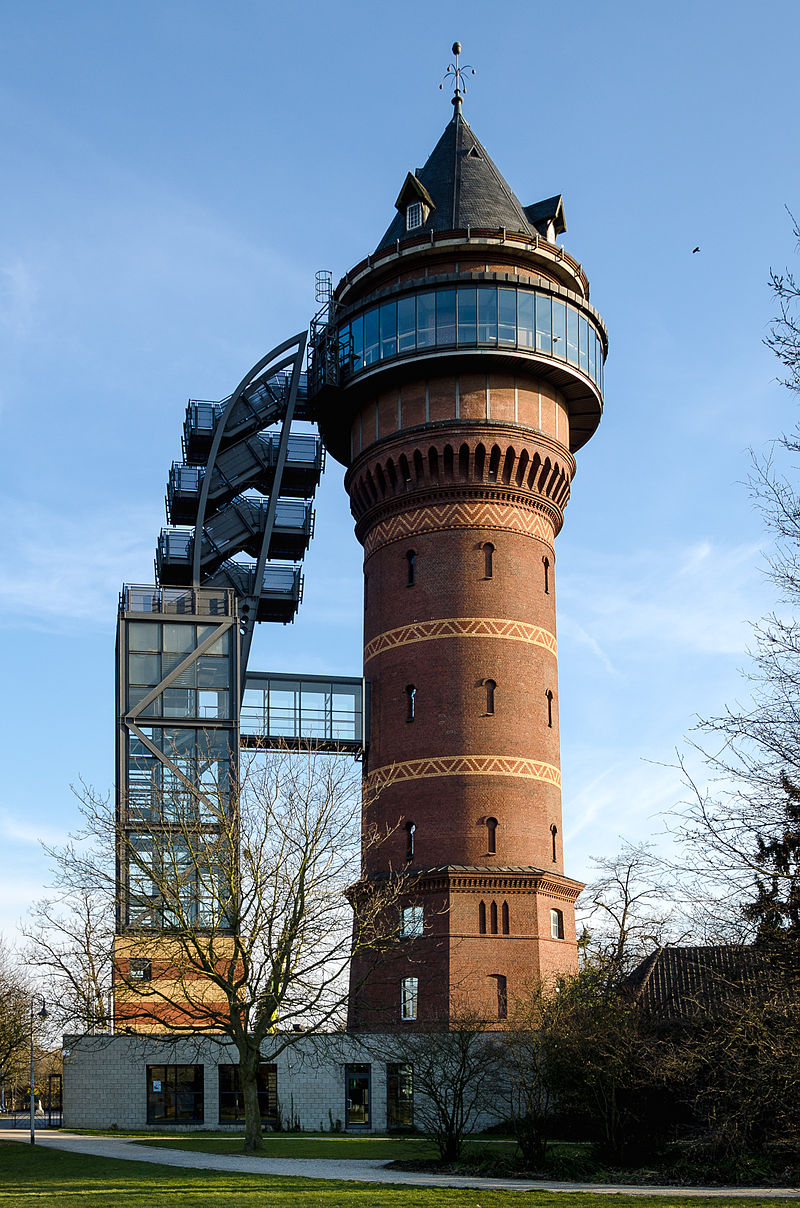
[523,195,566,244]
[394,172,437,234]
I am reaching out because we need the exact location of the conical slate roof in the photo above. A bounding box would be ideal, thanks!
[375,110,542,253]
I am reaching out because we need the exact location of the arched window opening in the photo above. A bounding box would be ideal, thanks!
[405,684,416,722]
[486,816,498,855]
[443,445,454,479]
[406,549,416,586]
[550,908,564,940]
[458,443,470,479]
[405,821,416,862]
[484,679,496,716]
[474,443,486,480]
[399,453,412,484]
[515,449,529,487]
[502,446,515,485]
[501,901,510,934]
[488,445,501,482]
[550,823,558,863]
[483,541,495,579]
[490,900,499,934]
[413,449,424,483]
[490,974,508,1019]
[545,689,554,728]
[401,976,418,1020]
[387,458,398,488]
[542,556,550,595]
[478,901,487,934]
[375,463,387,497]
[428,446,439,481]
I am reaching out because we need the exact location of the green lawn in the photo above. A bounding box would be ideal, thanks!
[132,1132,491,1160]
[1,1143,798,1208]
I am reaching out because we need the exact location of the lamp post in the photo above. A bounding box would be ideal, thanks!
[29,995,48,1145]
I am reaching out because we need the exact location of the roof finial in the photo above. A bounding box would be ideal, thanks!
[439,41,475,114]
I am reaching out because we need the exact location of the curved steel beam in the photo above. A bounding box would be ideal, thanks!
[191,332,307,587]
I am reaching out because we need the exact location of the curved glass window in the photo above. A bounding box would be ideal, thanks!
[336,285,605,389]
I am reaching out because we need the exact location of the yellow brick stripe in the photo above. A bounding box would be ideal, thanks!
[368,755,561,791]
[364,501,555,556]
[364,616,557,663]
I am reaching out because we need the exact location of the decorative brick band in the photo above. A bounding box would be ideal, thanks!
[368,755,561,790]
[364,616,557,663]
[363,500,555,557]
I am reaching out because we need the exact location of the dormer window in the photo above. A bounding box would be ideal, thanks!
[406,202,423,232]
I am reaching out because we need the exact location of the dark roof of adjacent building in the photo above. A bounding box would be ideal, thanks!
[375,111,564,253]
[627,944,788,1019]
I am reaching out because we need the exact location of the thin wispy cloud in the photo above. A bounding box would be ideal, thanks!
[0,500,157,631]
[560,539,767,664]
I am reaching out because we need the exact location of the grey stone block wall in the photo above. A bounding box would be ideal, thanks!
[62,1032,391,1133]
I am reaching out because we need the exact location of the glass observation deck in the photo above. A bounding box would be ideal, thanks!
[332,283,605,393]
[167,434,324,525]
[241,672,365,753]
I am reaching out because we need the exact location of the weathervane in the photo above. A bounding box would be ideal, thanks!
[440,41,475,112]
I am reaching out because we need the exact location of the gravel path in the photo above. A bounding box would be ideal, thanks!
[2,1129,799,1198]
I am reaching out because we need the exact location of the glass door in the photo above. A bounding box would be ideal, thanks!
[345,1063,371,1129]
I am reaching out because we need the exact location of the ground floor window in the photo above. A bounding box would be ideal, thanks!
[345,1063,371,1128]
[218,1063,278,1124]
[146,1064,204,1123]
[386,1062,413,1129]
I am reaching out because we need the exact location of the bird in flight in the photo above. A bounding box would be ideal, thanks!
[692,246,700,253]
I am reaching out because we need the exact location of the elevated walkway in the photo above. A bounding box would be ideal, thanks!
[241,672,365,754]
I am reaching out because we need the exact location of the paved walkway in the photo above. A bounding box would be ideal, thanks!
[2,1129,799,1198]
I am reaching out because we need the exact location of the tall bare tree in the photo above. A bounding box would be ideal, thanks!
[673,218,800,940]
[0,938,30,1104]
[577,842,682,983]
[28,747,404,1152]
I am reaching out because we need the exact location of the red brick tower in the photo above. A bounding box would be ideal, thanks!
[311,84,606,1029]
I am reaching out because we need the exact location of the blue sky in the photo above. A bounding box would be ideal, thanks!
[1,0,799,943]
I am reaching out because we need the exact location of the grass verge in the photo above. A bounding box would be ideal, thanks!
[1,1141,797,1208]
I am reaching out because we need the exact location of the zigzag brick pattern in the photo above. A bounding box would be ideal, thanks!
[364,500,555,557]
[367,754,562,791]
[364,616,557,663]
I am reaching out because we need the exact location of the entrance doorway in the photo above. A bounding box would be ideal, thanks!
[345,1063,371,1129]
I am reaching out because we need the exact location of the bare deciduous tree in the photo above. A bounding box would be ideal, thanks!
[27,747,404,1153]
[577,842,683,982]
[378,1012,502,1162]
[672,218,800,941]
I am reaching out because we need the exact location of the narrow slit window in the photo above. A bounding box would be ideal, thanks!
[491,974,508,1019]
[490,900,498,934]
[484,679,496,716]
[405,821,416,861]
[406,550,416,586]
[478,900,487,934]
[401,976,418,1020]
[486,816,497,855]
[550,823,558,863]
[483,542,494,579]
[542,556,550,594]
[405,684,416,722]
[501,901,509,934]
[545,689,553,728]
